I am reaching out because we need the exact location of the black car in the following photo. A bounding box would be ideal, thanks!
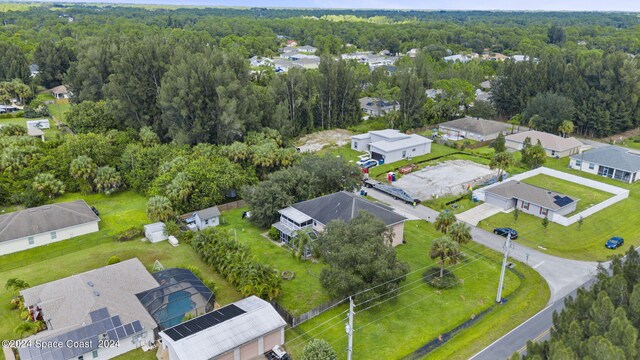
[493,227,518,239]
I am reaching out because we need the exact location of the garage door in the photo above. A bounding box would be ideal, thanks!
[371,152,384,161]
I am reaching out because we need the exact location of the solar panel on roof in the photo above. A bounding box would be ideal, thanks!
[553,195,574,207]
[124,323,134,336]
[115,326,126,338]
[90,308,110,322]
[163,304,246,341]
[132,320,143,332]
[107,329,117,340]
[112,315,122,327]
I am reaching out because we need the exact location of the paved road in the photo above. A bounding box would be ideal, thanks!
[366,188,599,358]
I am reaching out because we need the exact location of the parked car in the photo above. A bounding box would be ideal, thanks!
[360,159,379,169]
[605,237,624,249]
[493,227,518,239]
[356,157,371,166]
[264,345,290,360]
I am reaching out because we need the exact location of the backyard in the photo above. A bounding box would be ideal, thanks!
[0,117,62,141]
[285,220,549,359]
[521,174,613,213]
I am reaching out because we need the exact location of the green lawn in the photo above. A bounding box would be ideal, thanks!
[0,191,150,270]
[521,174,613,213]
[218,208,331,315]
[47,99,70,124]
[319,143,363,164]
[0,117,61,141]
[478,157,640,261]
[285,220,547,359]
[422,194,480,214]
[370,144,459,177]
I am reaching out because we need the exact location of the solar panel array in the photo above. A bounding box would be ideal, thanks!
[163,304,246,341]
[553,195,575,207]
[19,307,145,360]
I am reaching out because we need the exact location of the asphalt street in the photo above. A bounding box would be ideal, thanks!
[365,187,599,359]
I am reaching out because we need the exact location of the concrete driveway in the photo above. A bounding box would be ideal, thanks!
[455,203,503,226]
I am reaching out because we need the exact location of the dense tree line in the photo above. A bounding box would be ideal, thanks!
[517,247,640,360]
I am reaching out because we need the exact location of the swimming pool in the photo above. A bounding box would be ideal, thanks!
[158,290,196,328]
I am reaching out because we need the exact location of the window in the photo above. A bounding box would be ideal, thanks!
[51,231,57,240]
[412,148,416,152]
[92,350,98,358]
[28,237,34,245]
[575,160,582,167]
[78,356,84,360]
[402,150,406,158]
[354,142,358,150]
[589,163,595,170]
[521,202,530,210]
[551,150,556,156]
[540,208,548,217]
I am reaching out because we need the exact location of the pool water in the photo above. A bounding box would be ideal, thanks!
[159,290,195,328]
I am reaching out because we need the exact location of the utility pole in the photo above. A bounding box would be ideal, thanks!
[346,297,354,360]
[496,233,512,304]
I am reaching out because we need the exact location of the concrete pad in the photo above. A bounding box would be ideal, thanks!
[394,160,499,200]
[456,203,502,226]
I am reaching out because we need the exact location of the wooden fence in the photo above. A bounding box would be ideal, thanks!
[271,298,347,327]
[217,199,246,212]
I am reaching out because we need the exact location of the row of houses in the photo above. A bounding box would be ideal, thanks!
[444,53,536,63]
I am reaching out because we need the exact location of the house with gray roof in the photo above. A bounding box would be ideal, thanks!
[351,129,432,164]
[0,200,100,255]
[569,146,640,183]
[359,97,400,117]
[18,258,160,360]
[506,130,582,158]
[192,205,221,230]
[484,180,578,221]
[438,117,513,141]
[158,296,286,360]
[272,191,407,251]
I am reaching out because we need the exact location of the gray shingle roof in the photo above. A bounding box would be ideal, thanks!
[290,191,406,226]
[438,117,511,137]
[0,200,100,243]
[571,146,640,173]
[486,181,577,210]
[195,206,220,220]
[506,130,582,152]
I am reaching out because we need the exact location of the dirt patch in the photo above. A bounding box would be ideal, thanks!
[600,128,640,143]
[296,129,352,153]
[394,160,499,200]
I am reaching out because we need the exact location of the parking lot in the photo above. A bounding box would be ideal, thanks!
[393,160,499,200]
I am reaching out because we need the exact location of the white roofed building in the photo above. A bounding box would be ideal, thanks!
[351,129,432,164]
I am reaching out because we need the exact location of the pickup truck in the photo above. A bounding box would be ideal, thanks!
[264,345,290,360]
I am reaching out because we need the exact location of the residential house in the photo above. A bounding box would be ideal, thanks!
[272,191,408,250]
[0,104,19,113]
[188,206,221,231]
[359,97,400,117]
[425,88,443,99]
[157,296,286,360]
[18,258,160,360]
[272,58,300,73]
[438,117,513,141]
[366,55,397,69]
[50,85,70,99]
[29,64,40,78]
[569,146,640,183]
[249,56,273,67]
[280,46,297,54]
[144,222,167,243]
[297,45,317,53]
[292,58,320,69]
[444,54,473,63]
[484,180,578,220]
[479,80,492,90]
[286,40,298,46]
[475,89,492,102]
[0,200,100,256]
[481,52,508,61]
[505,130,582,158]
[351,129,432,164]
[26,119,51,129]
[27,127,45,141]
[406,48,420,57]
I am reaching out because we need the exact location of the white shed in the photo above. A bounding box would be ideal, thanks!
[144,222,167,243]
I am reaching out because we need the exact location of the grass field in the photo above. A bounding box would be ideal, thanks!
[47,99,71,124]
[422,194,480,214]
[0,3,34,11]
[319,143,363,163]
[218,208,331,316]
[521,174,613,213]
[478,156,640,261]
[285,220,548,359]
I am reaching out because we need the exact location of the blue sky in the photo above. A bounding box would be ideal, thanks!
[14,0,640,11]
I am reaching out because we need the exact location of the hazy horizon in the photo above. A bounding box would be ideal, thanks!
[8,0,640,11]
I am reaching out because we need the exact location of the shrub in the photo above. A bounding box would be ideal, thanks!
[301,339,338,360]
[107,256,121,265]
[268,226,280,241]
[116,227,143,242]
[423,267,458,289]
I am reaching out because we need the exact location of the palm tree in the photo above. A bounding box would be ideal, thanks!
[32,173,65,199]
[70,155,97,193]
[146,196,174,222]
[94,166,123,195]
[5,278,30,292]
[558,120,574,138]
[448,222,472,245]
[429,236,460,278]
[165,172,194,207]
[14,322,39,337]
[435,211,456,234]
[490,151,514,182]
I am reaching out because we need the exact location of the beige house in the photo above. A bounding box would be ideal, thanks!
[505,130,582,158]
[438,117,513,141]
[272,191,407,251]
[158,296,286,360]
[0,200,100,255]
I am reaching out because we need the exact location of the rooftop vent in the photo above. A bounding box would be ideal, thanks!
[87,281,94,287]
[93,291,100,297]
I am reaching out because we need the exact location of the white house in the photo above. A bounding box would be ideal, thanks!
[484,180,578,221]
[191,206,220,231]
[505,130,582,158]
[444,54,472,63]
[158,296,287,360]
[0,200,100,256]
[27,127,45,141]
[18,259,159,360]
[569,146,640,183]
[50,85,70,99]
[26,119,51,129]
[297,45,317,53]
[351,129,432,164]
[144,222,167,243]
